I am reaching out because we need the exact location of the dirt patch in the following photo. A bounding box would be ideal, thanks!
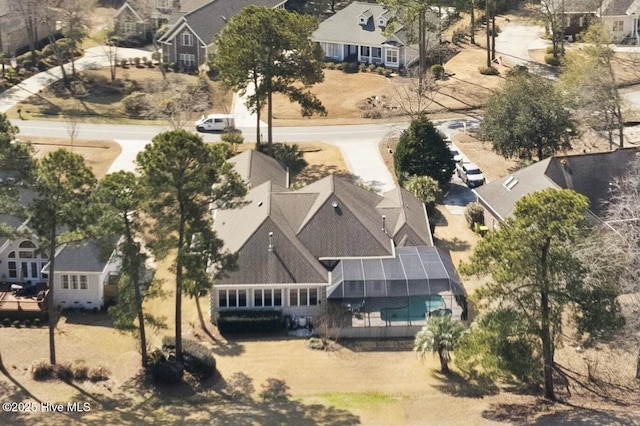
[24,137,121,179]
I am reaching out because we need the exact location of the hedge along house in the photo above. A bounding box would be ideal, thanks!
[312,1,433,69]
[210,150,467,338]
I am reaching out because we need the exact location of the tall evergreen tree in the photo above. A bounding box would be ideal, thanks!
[29,150,97,365]
[136,130,245,363]
[92,171,165,368]
[460,189,623,400]
[394,114,455,188]
[213,6,326,150]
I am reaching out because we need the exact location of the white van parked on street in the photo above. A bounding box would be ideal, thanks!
[195,114,235,132]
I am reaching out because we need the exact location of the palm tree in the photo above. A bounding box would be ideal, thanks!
[414,316,465,374]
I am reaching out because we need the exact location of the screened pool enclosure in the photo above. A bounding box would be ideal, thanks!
[327,246,467,327]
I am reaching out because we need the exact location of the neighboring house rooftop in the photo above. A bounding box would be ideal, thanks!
[313,1,411,47]
[601,0,635,15]
[159,0,287,47]
[561,0,603,13]
[475,148,640,221]
[114,2,145,22]
[42,238,120,274]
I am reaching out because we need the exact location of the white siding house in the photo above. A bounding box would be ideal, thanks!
[42,239,122,310]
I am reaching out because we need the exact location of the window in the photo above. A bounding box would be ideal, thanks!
[360,46,370,57]
[8,251,15,258]
[253,289,282,307]
[123,22,136,35]
[8,261,16,278]
[181,32,193,46]
[320,42,340,59]
[613,21,624,32]
[71,275,78,290]
[31,262,38,278]
[254,289,264,307]
[386,49,398,64]
[18,251,34,258]
[179,53,196,67]
[19,241,36,248]
[62,275,69,290]
[80,276,88,290]
[372,47,382,58]
[288,288,319,306]
[238,290,247,307]
[21,263,27,279]
[378,18,386,27]
[219,289,248,308]
[359,16,367,25]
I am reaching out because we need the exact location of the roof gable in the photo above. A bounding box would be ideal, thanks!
[476,149,639,220]
[313,1,409,46]
[161,0,287,47]
[114,2,145,22]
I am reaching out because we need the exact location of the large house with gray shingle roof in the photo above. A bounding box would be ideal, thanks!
[312,1,430,69]
[475,149,639,230]
[157,0,288,70]
[211,151,465,335]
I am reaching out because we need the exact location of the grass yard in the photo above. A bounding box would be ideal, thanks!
[5,67,233,125]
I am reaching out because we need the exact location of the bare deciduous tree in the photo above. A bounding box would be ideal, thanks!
[146,76,212,130]
[561,23,626,149]
[389,72,440,119]
[598,156,640,380]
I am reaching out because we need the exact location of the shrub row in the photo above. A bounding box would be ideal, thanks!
[1,318,42,328]
[31,361,109,382]
[215,309,283,334]
[322,61,393,77]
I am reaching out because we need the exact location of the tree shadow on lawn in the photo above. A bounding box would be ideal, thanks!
[62,310,115,328]
[209,339,245,357]
[56,374,361,426]
[430,370,500,399]
[434,236,471,254]
[482,400,639,426]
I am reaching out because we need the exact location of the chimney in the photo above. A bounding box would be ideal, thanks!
[268,232,274,252]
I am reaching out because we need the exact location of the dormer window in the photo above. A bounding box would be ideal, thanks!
[359,9,372,26]
[378,17,386,27]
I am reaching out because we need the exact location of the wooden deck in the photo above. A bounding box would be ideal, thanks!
[0,291,46,319]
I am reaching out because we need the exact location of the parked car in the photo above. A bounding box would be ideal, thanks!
[195,114,235,132]
[448,145,462,163]
[437,128,451,143]
[456,162,485,188]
